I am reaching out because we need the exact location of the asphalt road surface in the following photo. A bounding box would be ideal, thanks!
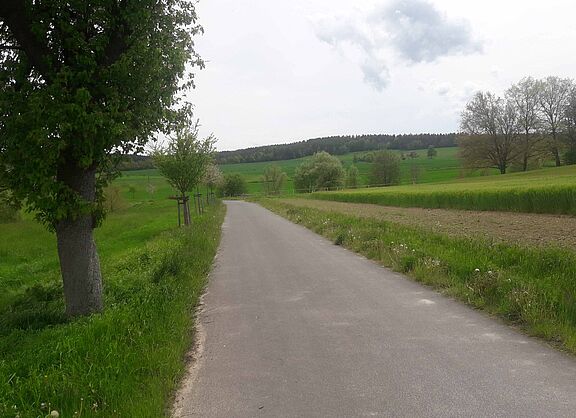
[174,201,576,418]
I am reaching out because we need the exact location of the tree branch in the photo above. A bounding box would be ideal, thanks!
[100,1,130,67]
[0,44,21,50]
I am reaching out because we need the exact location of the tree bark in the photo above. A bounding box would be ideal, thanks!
[55,165,103,317]
[553,148,561,167]
[182,195,191,226]
[551,131,562,167]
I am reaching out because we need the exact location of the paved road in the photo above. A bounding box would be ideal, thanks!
[175,201,576,418]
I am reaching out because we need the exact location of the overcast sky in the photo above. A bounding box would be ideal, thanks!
[188,0,576,151]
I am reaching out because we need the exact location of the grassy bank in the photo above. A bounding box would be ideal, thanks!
[310,165,576,215]
[259,199,576,354]
[0,180,224,417]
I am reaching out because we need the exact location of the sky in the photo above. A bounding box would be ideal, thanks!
[188,0,576,151]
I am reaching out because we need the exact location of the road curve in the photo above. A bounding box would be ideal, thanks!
[175,201,576,418]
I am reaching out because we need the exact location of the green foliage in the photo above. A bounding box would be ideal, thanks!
[311,164,576,215]
[345,165,360,188]
[261,164,288,195]
[293,151,345,193]
[152,121,216,198]
[0,188,225,417]
[0,190,18,223]
[219,147,484,194]
[427,145,438,158]
[0,1,203,227]
[262,199,576,354]
[221,174,247,197]
[203,163,224,190]
[564,147,576,165]
[370,151,401,186]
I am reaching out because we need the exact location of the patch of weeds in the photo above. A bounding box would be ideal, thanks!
[0,282,66,332]
[334,231,346,246]
[151,250,183,283]
[399,254,417,273]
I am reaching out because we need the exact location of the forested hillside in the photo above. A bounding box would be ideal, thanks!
[216,133,456,164]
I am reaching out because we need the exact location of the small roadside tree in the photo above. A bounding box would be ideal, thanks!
[0,1,203,316]
[293,152,345,192]
[427,145,438,159]
[261,164,287,195]
[153,121,215,226]
[370,151,401,186]
[203,163,224,203]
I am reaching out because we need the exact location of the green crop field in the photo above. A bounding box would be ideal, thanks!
[309,164,576,215]
[218,147,495,194]
[0,171,223,417]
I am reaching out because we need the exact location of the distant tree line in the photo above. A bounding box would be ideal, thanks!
[216,133,456,165]
[117,154,156,171]
[459,76,576,174]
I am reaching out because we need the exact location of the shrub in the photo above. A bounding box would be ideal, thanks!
[221,174,247,197]
[294,151,345,193]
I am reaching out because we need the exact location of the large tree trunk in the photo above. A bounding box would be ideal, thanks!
[55,164,103,317]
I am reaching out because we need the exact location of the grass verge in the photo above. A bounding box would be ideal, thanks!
[0,202,225,418]
[258,198,576,355]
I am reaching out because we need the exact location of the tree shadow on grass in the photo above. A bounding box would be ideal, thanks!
[0,282,67,335]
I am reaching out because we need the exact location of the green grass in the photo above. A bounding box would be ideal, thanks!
[259,199,576,355]
[0,171,225,417]
[219,147,486,194]
[309,164,576,215]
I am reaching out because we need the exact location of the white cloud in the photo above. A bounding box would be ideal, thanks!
[374,0,482,63]
[312,0,483,90]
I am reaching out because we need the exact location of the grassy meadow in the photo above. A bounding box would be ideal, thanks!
[219,147,493,194]
[309,164,576,215]
[0,172,224,417]
[259,199,576,355]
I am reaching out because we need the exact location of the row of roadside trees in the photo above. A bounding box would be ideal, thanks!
[459,76,576,174]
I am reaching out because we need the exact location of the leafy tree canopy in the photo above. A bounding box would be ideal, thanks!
[294,151,345,193]
[370,151,401,186]
[261,164,287,195]
[0,0,203,227]
[153,120,215,198]
[0,0,204,316]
